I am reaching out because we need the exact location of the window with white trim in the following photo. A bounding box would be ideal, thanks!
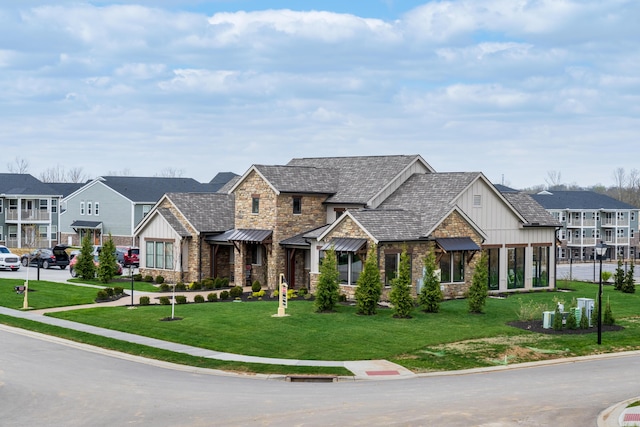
[80,202,85,215]
[0,226,3,240]
[473,195,482,207]
[94,202,99,216]
[250,244,262,265]
[51,199,57,214]
[87,202,92,215]
[145,240,174,269]
[50,225,57,240]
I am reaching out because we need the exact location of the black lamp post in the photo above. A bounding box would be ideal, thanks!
[595,240,607,345]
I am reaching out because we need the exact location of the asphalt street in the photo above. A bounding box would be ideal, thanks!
[1,326,639,426]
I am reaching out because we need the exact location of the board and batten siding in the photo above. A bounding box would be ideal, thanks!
[137,213,184,272]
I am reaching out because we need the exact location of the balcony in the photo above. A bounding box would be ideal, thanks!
[566,219,596,227]
[5,209,50,222]
[567,237,596,246]
[602,219,629,227]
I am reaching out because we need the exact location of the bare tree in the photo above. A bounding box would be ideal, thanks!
[155,167,185,178]
[545,170,562,190]
[106,168,133,176]
[40,165,90,183]
[39,164,66,182]
[612,167,626,201]
[7,157,29,174]
[67,167,89,183]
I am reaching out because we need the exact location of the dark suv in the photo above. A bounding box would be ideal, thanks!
[20,245,70,269]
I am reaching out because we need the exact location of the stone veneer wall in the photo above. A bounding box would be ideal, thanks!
[430,210,483,299]
[310,209,483,301]
[232,170,327,290]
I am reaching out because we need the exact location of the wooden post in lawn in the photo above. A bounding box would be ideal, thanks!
[274,273,289,317]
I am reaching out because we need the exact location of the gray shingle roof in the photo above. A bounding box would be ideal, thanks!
[47,182,85,198]
[157,207,191,237]
[164,192,235,233]
[531,190,639,210]
[378,172,479,212]
[502,192,562,227]
[349,209,425,241]
[254,165,338,194]
[287,155,428,204]
[100,176,218,203]
[0,173,61,196]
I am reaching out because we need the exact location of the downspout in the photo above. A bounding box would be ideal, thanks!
[198,233,202,282]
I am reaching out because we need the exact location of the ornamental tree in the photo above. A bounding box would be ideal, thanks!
[75,235,96,280]
[97,235,118,284]
[418,249,443,313]
[355,245,382,315]
[389,249,414,318]
[467,251,488,314]
[315,246,340,313]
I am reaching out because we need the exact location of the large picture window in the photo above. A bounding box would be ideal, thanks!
[337,252,362,285]
[146,240,174,270]
[439,252,465,283]
[507,247,525,289]
[532,246,549,287]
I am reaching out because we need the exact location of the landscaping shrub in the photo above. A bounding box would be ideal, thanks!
[96,290,108,301]
[553,305,563,331]
[229,285,243,298]
[355,244,382,315]
[315,247,340,312]
[389,249,414,319]
[252,290,266,298]
[113,286,124,296]
[580,307,590,329]
[298,287,308,296]
[207,292,218,302]
[515,298,549,321]
[155,275,165,284]
[190,281,202,291]
[566,309,578,330]
[104,287,114,297]
[159,283,170,292]
[603,298,615,325]
[133,273,143,281]
[220,277,230,287]
[251,280,262,293]
[143,275,154,283]
[139,296,150,306]
[97,236,118,284]
[193,294,205,303]
[76,235,96,280]
[159,296,170,305]
[219,290,230,300]
[213,278,223,289]
[175,295,187,304]
[418,250,443,313]
[175,282,187,291]
[467,251,488,314]
[622,262,636,294]
[202,278,214,289]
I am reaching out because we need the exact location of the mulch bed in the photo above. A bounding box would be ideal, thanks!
[508,320,624,335]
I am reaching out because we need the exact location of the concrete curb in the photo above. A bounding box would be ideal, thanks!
[598,396,640,427]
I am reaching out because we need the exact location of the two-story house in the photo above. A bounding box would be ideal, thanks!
[135,155,560,299]
[0,174,63,248]
[60,174,236,247]
[531,190,640,261]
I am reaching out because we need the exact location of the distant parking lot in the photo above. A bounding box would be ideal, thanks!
[557,261,640,282]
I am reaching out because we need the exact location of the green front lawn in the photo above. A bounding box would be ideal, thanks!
[45,281,640,372]
[3,279,639,374]
[68,277,160,292]
[0,279,99,309]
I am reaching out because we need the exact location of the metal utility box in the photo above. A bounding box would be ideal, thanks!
[577,298,595,326]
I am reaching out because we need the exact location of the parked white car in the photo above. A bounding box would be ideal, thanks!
[0,245,21,271]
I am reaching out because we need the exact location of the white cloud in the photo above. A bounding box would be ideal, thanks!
[1,1,639,189]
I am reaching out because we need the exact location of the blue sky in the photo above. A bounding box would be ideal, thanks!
[2,0,639,189]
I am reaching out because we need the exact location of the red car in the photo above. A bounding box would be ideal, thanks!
[116,246,139,267]
[69,254,123,278]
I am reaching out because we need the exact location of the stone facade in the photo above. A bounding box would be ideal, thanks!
[310,209,483,301]
[231,170,328,290]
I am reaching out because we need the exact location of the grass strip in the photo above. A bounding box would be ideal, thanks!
[0,314,351,376]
